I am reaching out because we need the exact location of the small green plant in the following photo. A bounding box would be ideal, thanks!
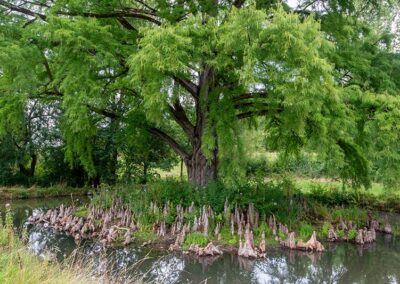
[336,229,345,238]
[348,228,357,240]
[183,232,208,248]
[91,190,114,208]
[254,222,273,239]
[278,231,286,240]
[134,227,157,242]
[298,223,314,241]
[321,222,331,238]
[184,208,199,224]
[218,227,238,246]
[74,206,89,218]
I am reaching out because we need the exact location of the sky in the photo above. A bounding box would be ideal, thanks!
[287,0,299,8]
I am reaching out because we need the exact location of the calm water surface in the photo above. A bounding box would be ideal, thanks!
[1,198,399,284]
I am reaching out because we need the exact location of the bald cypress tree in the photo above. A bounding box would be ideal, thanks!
[0,0,399,186]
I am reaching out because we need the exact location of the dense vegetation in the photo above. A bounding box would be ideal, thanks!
[0,0,400,189]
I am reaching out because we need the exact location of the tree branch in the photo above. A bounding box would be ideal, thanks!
[231,92,268,102]
[0,1,161,25]
[86,104,120,119]
[57,9,161,25]
[149,127,189,159]
[237,109,270,119]
[173,75,199,99]
[117,17,137,31]
[168,101,195,140]
[0,0,46,20]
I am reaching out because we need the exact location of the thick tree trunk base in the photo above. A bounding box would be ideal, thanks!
[186,150,217,186]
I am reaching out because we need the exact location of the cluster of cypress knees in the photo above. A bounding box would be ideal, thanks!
[27,199,393,258]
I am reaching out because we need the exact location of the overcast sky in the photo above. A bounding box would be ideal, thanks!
[287,0,299,8]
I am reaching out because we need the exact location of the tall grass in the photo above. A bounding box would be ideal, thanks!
[0,205,92,284]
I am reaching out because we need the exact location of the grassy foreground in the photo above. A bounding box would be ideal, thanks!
[0,206,95,284]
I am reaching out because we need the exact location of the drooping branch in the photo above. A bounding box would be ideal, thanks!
[149,127,189,159]
[234,101,272,110]
[233,92,273,118]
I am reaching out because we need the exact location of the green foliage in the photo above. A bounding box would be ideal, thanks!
[336,229,345,239]
[321,222,331,238]
[348,228,358,240]
[254,222,273,239]
[331,208,368,226]
[183,233,208,248]
[134,229,157,242]
[91,189,114,208]
[297,223,314,241]
[219,227,238,246]
[74,206,89,218]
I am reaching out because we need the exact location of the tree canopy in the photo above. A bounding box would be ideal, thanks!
[0,0,399,187]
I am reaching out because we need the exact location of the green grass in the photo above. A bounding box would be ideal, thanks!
[156,163,187,179]
[297,223,315,241]
[0,185,91,200]
[295,178,399,197]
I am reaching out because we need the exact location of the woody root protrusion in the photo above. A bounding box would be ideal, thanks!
[280,231,325,252]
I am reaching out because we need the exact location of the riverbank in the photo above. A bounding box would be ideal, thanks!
[0,186,93,200]
[5,198,400,284]
[24,179,400,259]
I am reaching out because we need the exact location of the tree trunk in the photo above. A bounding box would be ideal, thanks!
[186,147,217,186]
[29,154,37,176]
[142,162,148,184]
[18,154,37,177]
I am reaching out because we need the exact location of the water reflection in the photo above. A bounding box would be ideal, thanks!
[2,199,400,283]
